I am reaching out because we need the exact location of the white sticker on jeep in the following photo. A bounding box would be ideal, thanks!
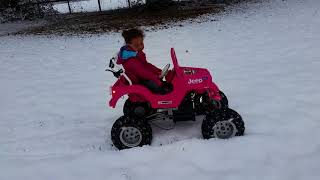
[158,101,173,105]
[188,78,203,84]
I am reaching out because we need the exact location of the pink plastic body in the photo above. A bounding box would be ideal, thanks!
[109,48,221,109]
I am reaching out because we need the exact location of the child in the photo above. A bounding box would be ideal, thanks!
[117,28,166,94]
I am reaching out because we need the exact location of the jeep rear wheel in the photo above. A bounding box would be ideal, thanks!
[202,108,245,139]
[219,91,229,108]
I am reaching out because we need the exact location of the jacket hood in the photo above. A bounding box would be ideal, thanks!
[117,46,138,64]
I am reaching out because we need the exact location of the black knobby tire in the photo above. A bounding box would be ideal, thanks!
[123,99,132,116]
[123,99,152,118]
[111,116,152,150]
[219,91,229,108]
[202,108,245,139]
[198,91,229,114]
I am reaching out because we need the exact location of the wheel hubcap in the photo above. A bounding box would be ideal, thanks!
[119,127,143,147]
[213,120,236,139]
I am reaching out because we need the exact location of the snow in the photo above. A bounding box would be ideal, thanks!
[1,0,320,179]
[53,0,136,13]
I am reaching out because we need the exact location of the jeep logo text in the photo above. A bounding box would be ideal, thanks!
[188,78,203,84]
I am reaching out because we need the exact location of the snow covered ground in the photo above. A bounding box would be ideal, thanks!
[1,0,320,179]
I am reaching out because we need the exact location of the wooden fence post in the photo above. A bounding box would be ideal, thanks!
[67,0,72,14]
[97,0,102,12]
[127,0,131,8]
[36,3,42,16]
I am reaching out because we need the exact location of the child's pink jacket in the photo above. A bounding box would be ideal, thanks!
[117,46,162,86]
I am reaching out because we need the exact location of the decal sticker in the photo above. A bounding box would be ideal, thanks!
[188,78,203,84]
[158,101,173,105]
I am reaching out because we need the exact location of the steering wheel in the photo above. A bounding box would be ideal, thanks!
[159,64,170,79]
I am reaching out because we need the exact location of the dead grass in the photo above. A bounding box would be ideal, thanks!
[17,2,225,35]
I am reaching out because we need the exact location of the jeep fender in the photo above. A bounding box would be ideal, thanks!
[109,85,154,108]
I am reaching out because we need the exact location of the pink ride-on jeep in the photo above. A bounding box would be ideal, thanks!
[106,48,245,150]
